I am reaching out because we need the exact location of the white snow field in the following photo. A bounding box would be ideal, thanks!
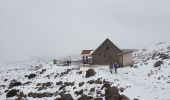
[0,42,170,100]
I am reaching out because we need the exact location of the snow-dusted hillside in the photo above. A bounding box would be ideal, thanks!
[0,42,170,100]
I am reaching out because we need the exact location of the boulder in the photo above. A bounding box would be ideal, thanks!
[5,90,9,93]
[22,81,32,85]
[119,87,125,92]
[16,91,27,99]
[74,89,84,96]
[9,80,22,88]
[40,69,46,74]
[77,71,83,75]
[56,81,63,85]
[95,98,103,100]
[60,94,73,100]
[154,61,163,67]
[87,80,95,84]
[85,68,96,78]
[133,99,139,100]
[78,95,93,100]
[28,74,37,79]
[28,92,54,98]
[6,89,19,98]
[79,82,84,87]
[95,78,103,84]
[64,82,74,86]
[36,82,53,91]
[59,85,66,90]
[159,53,169,60]
[77,95,88,100]
[0,85,5,89]
[120,94,130,100]
[90,88,95,92]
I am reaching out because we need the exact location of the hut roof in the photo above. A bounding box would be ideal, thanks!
[81,50,94,56]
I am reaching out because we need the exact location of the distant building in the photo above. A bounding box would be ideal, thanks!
[91,38,134,67]
[81,50,94,64]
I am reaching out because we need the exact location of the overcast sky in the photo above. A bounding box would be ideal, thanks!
[0,0,170,63]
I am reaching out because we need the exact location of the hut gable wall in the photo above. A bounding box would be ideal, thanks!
[92,38,123,65]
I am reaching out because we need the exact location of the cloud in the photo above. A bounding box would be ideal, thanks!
[0,0,170,62]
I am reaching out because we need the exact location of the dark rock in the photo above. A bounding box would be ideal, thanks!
[4,79,8,81]
[0,85,5,89]
[77,71,83,75]
[56,81,63,85]
[73,87,76,89]
[152,53,157,59]
[6,89,19,98]
[120,94,130,100]
[87,79,102,85]
[134,99,139,100]
[24,75,28,78]
[9,80,22,89]
[95,98,103,100]
[60,69,74,77]
[158,77,161,80]
[154,61,163,67]
[64,82,74,86]
[54,73,60,78]
[159,53,169,60]
[103,80,111,84]
[46,75,51,79]
[95,78,103,84]
[28,74,37,79]
[134,65,138,68]
[42,82,52,87]
[37,82,53,91]
[5,90,9,93]
[55,97,62,100]
[40,69,46,74]
[78,95,93,100]
[87,80,95,84]
[101,82,111,90]
[90,88,95,92]
[22,81,32,85]
[79,82,84,87]
[97,90,101,95]
[59,85,66,90]
[77,95,88,100]
[101,83,122,100]
[16,91,27,99]
[74,89,84,96]
[60,94,73,100]
[104,86,120,100]
[36,83,42,86]
[87,78,103,84]
[119,87,125,92]
[85,68,96,78]
[28,92,54,98]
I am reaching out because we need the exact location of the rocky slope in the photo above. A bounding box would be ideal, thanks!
[0,42,170,100]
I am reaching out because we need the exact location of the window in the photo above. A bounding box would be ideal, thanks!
[106,46,109,50]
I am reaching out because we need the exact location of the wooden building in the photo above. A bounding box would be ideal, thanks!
[81,50,94,64]
[91,38,134,67]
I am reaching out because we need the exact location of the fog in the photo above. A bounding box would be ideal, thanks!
[0,0,170,63]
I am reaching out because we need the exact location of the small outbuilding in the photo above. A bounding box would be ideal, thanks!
[81,50,94,64]
[91,38,134,67]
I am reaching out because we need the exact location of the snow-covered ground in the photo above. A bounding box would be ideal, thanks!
[0,42,170,100]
